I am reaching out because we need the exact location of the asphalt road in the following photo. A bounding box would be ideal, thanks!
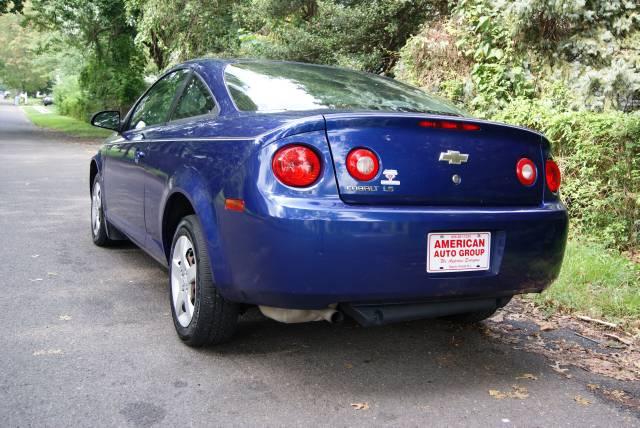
[0,100,637,427]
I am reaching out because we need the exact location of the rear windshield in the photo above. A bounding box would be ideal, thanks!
[224,62,464,116]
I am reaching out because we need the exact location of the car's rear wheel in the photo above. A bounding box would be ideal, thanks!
[443,308,499,324]
[169,215,238,346]
[91,174,113,246]
[443,297,512,324]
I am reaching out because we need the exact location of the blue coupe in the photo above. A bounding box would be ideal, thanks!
[89,59,568,346]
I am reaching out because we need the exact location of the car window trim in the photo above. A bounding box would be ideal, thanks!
[167,71,220,123]
[124,67,191,131]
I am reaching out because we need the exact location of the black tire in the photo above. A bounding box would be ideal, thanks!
[443,308,500,324]
[90,173,113,247]
[169,215,238,347]
[443,297,512,324]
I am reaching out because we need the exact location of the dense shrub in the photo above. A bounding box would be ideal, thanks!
[52,74,100,121]
[395,1,640,252]
[493,101,640,250]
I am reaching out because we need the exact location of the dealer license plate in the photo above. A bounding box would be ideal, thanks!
[427,232,491,273]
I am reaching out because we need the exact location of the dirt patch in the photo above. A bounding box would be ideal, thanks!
[481,298,639,411]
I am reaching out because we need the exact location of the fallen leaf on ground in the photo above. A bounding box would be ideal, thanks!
[33,349,63,356]
[29,278,44,282]
[581,357,635,381]
[58,315,72,321]
[538,322,556,331]
[31,254,39,258]
[586,384,599,391]
[516,373,538,380]
[350,402,369,410]
[510,385,529,399]
[489,390,507,399]
[489,386,528,400]
[489,313,504,323]
[550,361,572,378]
[574,395,591,406]
[344,363,353,369]
[47,272,57,276]
[604,389,629,402]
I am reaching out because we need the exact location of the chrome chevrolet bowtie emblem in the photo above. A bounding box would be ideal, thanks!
[439,150,469,165]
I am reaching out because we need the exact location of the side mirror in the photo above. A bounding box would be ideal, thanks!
[91,110,121,132]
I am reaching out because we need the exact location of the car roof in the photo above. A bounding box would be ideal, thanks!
[172,58,358,75]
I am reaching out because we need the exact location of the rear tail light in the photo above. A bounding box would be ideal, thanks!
[545,159,561,193]
[272,144,322,187]
[346,148,379,181]
[418,120,480,131]
[516,158,537,186]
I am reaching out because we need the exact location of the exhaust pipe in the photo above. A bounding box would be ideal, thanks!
[259,305,343,324]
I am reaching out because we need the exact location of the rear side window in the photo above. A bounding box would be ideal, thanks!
[172,76,216,120]
[129,69,190,130]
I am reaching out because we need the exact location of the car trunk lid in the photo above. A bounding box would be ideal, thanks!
[323,113,546,206]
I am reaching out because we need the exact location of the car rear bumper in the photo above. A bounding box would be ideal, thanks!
[215,198,568,309]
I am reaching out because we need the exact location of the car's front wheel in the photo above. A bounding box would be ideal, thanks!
[169,215,238,346]
[91,174,113,246]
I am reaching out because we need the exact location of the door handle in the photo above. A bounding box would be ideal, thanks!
[134,149,145,164]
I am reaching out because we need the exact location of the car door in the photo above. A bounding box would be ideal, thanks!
[142,72,219,261]
[103,69,190,245]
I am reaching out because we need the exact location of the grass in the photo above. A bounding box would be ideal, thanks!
[530,240,640,324]
[22,105,112,139]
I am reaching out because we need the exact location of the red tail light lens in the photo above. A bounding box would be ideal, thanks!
[272,145,321,187]
[516,158,537,186]
[346,148,379,181]
[418,120,480,131]
[545,159,561,193]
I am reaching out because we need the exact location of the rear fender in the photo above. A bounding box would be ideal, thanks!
[215,129,340,303]
[162,167,232,289]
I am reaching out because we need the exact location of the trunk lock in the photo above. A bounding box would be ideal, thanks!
[452,174,462,185]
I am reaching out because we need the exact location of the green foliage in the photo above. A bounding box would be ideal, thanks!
[451,0,535,112]
[494,100,640,250]
[0,14,50,93]
[530,240,640,323]
[28,0,146,118]
[237,0,442,75]
[126,0,241,70]
[504,0,640,112]
[398,0,640,113]
[395,1,640,252]
[395,20,470,97]
[0,0,23,14]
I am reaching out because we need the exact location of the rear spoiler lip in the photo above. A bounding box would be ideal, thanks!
[322,111,546,137]
[322,111,550,150]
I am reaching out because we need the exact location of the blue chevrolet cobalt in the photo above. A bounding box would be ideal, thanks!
[89,59,568,346]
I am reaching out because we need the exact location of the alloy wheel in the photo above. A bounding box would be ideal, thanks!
[171,235,197,327]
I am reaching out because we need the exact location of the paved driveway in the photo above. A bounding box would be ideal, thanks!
[0,100,637,427]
